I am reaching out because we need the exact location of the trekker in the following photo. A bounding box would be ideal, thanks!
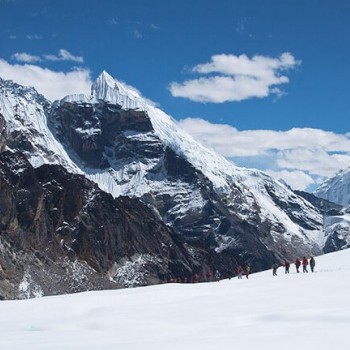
[236,265,243,279]
[284,260,290,274]
[272,263,278,276]
[193,273,200,283]
[214,270,221,282]
[295,258,301,273]
[245,264,251,279]
[302,257,309,273]
[310,257,316,272]
[205,271,212,281]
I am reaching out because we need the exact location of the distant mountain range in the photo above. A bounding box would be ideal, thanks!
[0,72,349,299]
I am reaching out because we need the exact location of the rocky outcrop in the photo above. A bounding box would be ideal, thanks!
[294,190,350,253]
[322,206,350,253]
[294,190,343,216]
[0,113,7,152]
[323,227,350,253]
[0,151,241,299]
[50,101,161,168]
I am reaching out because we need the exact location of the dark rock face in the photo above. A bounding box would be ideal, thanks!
[294,191,350,254]
[294,190,343,216]
[0,114,6,152]
[265,185,320,230]
[323,230,350,253]
[0,151,239,299]
[50,101,161,168]
[0,151,116,299]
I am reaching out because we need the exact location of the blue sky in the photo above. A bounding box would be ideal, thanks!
[1,0,350,190]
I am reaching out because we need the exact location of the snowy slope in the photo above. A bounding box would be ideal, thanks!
[0,248,349,350]
[315,167,350,206]
[0,78,79,171]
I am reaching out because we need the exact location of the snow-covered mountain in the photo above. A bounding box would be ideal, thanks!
[323,207,350,253]
[0,72,336,289]
[50,72,326,261]
[315,167,350,206]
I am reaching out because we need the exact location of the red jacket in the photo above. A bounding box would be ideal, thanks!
[302,257,308,266]
[295,259,301,267]
[193,273,200,283]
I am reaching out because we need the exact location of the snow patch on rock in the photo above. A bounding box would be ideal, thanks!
[18,271,43,299]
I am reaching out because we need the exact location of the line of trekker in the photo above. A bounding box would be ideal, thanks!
[272,256,316,276]
[164,256,316,284]
[164,265,252,284]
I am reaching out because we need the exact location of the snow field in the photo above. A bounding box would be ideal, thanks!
[0,249,349,349]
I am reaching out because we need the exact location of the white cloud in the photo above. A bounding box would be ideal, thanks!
[276,149,350,177]
[265,170,315,191]
[235,20,246,34]
[12,49,84,64]
[0,59,92,101]
[108,17,118,25]
[12,52,42,63]
[43,49,84,63]
[134,30,142,39]
[178,117,350,190]
[26,34,43,40]
[169,52,300,103]
[150,24,161,30]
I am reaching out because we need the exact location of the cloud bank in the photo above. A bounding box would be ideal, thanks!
[169,53,300,103]
[178,118,350,190]
[0,59,92,101]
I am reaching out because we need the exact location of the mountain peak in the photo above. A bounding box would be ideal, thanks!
[95,70,118,90]
[60,71,146,109]
[91,71,145,110]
